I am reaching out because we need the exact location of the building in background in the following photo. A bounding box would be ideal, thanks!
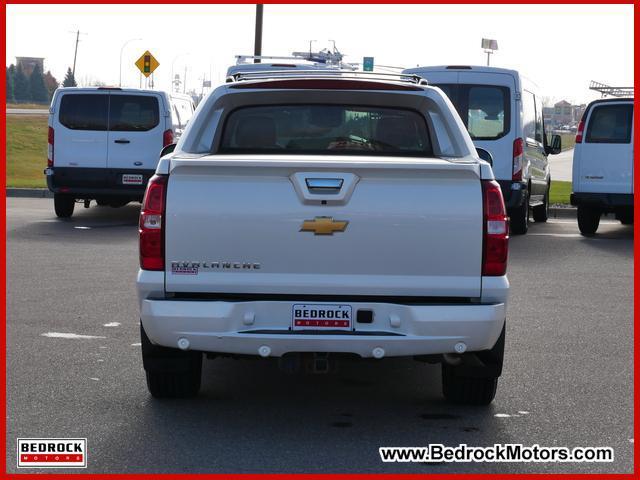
[16,56,45,77]
[543,100,587,131]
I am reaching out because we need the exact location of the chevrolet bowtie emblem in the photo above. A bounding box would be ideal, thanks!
[300,216,349,235]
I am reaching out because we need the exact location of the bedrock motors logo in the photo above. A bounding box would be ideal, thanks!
[17,438,87,468]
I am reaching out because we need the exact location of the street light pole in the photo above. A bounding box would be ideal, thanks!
[171,53,188,93]
[254,4,263,63]
[119,38,141,87]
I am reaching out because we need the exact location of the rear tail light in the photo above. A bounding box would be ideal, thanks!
[512,137,523,181]
[47,126,54,167]
[482,180,509,276]
[139,175,168,270]
[575,120,585,143]
[163,129,174,147]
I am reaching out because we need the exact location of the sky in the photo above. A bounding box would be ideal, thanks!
[6,4,634,105]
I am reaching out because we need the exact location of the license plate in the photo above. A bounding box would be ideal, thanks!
[292,304,352,330]
[122,174,143,185]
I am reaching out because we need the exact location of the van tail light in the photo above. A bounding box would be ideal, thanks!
[482,180,509,276]
[512,137,523,181]
[47,126,54,167]
[139,174,168,271]
[163,129,174,147]
[575,120,585,143]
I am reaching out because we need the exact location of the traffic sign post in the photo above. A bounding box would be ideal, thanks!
[135,50,160,78]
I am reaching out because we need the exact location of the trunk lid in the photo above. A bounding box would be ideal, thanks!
[164,155,483,298]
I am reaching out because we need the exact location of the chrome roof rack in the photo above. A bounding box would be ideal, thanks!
[226,69,428,85]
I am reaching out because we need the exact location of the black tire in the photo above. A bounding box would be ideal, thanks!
[532,184,549,223]
[109,199,130,208]
[96,199,109,206]
[141,325,202,398]
[441,325,504,406]
[577,206,600,235]
[510,189,529,235]
[54,194,75,218]
[616,211,633,225]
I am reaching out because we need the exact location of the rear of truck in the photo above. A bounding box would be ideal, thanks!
[136,75,509,404]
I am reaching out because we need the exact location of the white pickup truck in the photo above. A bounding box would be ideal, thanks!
[137,72,510,405]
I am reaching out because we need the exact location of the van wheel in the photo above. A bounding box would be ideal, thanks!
[54,194,75,218]
[510,190,529,235]
[616,211,633,225]
[441,325,504,405]
[96,199,109,206]
[109,200,129,208]
[141,324,202,398]
[532,185,549,223]
[577,206,600,235]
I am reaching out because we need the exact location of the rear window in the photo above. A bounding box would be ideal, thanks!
[433,84,510,140]
[109,95,159,132]
[586,104,633,144]
[219,105,432,156]
[59,94,108,131]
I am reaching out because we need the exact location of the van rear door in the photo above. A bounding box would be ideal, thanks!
[54,93,108,168]
[106,92,165,172]
[574,101,634,194]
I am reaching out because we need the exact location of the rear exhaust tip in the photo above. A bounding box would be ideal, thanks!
[258,345,271,357]
[372,347,385,359]
[177,337,190,350]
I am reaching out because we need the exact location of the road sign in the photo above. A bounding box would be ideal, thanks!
[135,51,160,78]
[363,57,374,72]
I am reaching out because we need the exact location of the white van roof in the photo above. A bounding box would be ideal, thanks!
[404,65,520,77]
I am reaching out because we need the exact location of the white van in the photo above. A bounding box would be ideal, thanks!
[45,87,195,218]
[571,97,634,234]
[403,66,562,234]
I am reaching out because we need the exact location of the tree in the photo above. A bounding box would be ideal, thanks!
[43,71,59,101]
[28,64,48,103]
[13,64,30,102]
[62,67,77,87]
[6,65,15,103]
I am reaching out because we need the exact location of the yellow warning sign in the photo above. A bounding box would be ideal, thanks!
[135,51,159,78]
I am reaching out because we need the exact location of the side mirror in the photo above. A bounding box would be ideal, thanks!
[546,135,562,155]
[160,143,176,158]
[476,147,493,166]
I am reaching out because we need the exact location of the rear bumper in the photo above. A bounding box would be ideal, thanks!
[45,167,154,199]
[139,297,506,358]
[498,180,527,210]
[570,192,633,209]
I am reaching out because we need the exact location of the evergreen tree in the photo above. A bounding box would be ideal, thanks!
[13,64,30,102]
[28,64,48,103]
[62,67,77,87]
[6,65,15,103]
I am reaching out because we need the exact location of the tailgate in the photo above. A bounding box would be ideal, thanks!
[164,156,483,298]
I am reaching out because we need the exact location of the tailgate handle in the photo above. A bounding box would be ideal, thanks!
[305,178,343,194]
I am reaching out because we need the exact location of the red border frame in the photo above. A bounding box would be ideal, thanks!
[2,2,637,478]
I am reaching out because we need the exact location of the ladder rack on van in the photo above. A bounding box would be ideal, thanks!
[589,81,634,98]
[226,69,427,85]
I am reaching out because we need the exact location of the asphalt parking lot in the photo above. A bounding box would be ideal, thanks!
[6,197,634,474]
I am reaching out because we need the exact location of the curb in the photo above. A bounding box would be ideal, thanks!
[549,206,576,219]
[6,188,53,198]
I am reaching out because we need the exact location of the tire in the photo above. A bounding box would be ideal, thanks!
[616,211,633,225]
[509,189,529,235]
[109,199,129,208]
[96,199,109,206]
[54,194,75,218]
[577,206,600,235]
[532,184,549,223]
[141,324,202,398]
[441,325,504,406]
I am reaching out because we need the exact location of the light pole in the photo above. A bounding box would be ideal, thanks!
[119,38,141,87]
[171,53,188,93]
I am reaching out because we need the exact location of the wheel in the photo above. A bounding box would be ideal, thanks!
[441,325,505,406]
[141,324,202,398]
[96,199,109,206]
[532,184,549,223]
[616,211,633,225]
[54,194,75,218]
[577,206,600,235]
[109,199,129,208]
[509,189,529,235]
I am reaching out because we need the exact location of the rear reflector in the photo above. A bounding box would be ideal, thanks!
[139,175,168,270]
[512,137,524,181]
[482,180,509,276]
[575,120,585,143]
[47,126,54,167]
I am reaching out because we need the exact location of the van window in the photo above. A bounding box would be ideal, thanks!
[586,104,633,144]
[220,105,432,156]
[108,95,159,132]
[432,84,510,140]
[174,99,194,129]
[59,94,108,131]
[522,91,542,143]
